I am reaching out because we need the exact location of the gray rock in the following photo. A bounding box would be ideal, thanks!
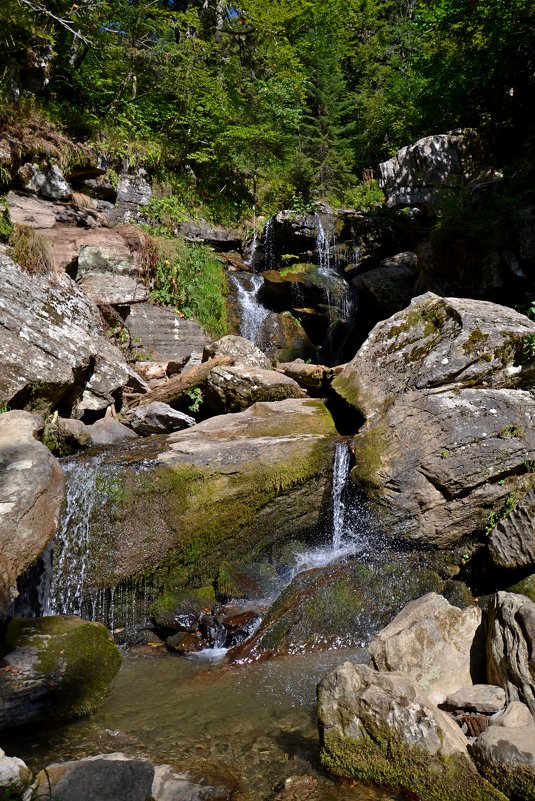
[332,293,535,545]
[124,303,210,362]
[18,162,72,200]
[113,172,152,223]
[490,702,534,728]
[203,335,272,369]
[35,754,153,801]
[351,251,418,316]
[86,417,139,445]
[378,129,500,208]
[127,402,195,435]
[469,723,535,801]
[0,411,64,613]
[176,220,241,251]
[204,365,306,414]
[0,617,122,729]
[370,593,484,705]
[442,685,506,716]
[489,486,535,569]
[0,254,131,416]
[277,361,337,392]
[317,662,502,801]
[77,244,148,305]
[487,592,535,717]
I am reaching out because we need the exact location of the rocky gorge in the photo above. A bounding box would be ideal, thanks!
[0,123,535,801]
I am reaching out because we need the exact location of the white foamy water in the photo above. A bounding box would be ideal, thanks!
[230,271,269,346]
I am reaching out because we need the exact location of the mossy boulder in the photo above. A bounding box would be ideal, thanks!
[52,399,336,623]
[258,311,317,362]
[149,586,216,632]
[507,572,535,602]
[228,556,468,663]
[317,662,507,801]
[332,293,535,547]
[0,616,121,729]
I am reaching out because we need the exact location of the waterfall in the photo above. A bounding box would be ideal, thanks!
[264,218,275,270]
[315,213,355,322]
[293,441,367,572]
[46,457,103,617]
[230,272,269,346]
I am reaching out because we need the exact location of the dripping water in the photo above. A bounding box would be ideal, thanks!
[315,213,356,322]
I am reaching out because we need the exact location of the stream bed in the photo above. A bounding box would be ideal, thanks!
[8,646,401,800]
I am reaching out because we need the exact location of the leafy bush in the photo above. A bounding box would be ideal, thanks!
[149,238,228,338]
[0,198,13,240]
[10,225,55,274]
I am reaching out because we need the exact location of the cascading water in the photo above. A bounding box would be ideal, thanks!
[315,213,356,321]
[293,441,368,572]
[230,271,269,347]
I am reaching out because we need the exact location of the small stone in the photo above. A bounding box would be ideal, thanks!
[442,685,506,716]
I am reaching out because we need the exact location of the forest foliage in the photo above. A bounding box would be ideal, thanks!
[1,0,534,220]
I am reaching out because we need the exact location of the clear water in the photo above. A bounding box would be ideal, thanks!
[7,647,400,801]
[230,272,269,346]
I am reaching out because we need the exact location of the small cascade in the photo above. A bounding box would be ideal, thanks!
[46,457,103,617]
[230,272,269,346]
[264,218,276,270]
[293,441,368,572]
[315,214,355,322]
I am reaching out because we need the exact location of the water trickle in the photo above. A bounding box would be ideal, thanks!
[294,441,368,572]
[230,271,269,347]
[264,218,276,270]
[315,213,356,322]
[46,456,103,617]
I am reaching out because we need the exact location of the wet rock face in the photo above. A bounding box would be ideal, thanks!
[378,129,498,208]
[0,616,122,729]
[317,662,503,801]
[486,592,535,717]
[56,399,336,604]
[0,411,64,613]
[0,254,130,416]
[333,292,535,546]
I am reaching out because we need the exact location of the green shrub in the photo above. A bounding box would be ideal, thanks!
[149,237,228,338]
[0,197,13,240]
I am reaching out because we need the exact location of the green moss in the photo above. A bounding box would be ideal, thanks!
[279,262,316,278]
[462,329,491,356]
[2,617,121,722]
[320,730,507,801]
[471,754,535,801]
[507,572,535,602]
[351,425,387,488]
[498,423,525,438]
[150,586,215,625]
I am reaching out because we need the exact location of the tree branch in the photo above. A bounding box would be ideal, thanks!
[16,0,90,44]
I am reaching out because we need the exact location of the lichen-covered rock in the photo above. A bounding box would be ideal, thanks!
[0,616,122,729]
[333,293,535,545]
[469,721,535,801]
[487,592,535,717]
[76,243,148,305]
[52,399,337,610]
[378,129,498,208]
[204,365,306,414]
[317,662,505,801]
[0,254,130,415]
[203,335,272,369]
[35,754,154,801]
[0,410,64,613]
[369,593,484,705]
[489,486,535,569]
[18,162,72,200]
[112,172,152,223]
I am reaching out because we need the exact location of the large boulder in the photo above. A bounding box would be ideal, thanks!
[378,129,498,208]
[76,243,148,305]
[48,399,337,621]
[17,162,72,200]
[35,754,154,801]
[126,402,196,435]
[350,251,418,317]
[486,592,535,717]
[203,365,306,414]
[0,254,131,416]
[369,593,484,705]
[202,335,271,369]
[333,293,535,545]
[0,411,64,613]
[112,172,152,224]
[317,662,504,801]
[0,616,122,729]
